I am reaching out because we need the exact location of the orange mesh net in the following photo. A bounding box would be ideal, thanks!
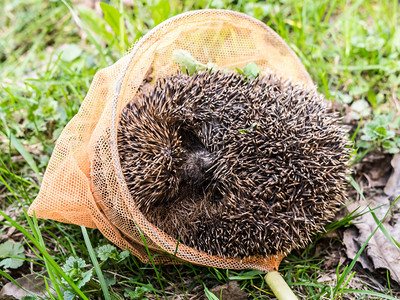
[29,9,314,272]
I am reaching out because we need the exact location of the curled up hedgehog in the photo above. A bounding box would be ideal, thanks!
[117,70,350,262]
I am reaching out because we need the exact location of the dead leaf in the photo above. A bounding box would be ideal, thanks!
[354,152,393,189]
[315,235,347,269]
[0,273,54,300]
[344,190,400,284]
[384,154,400,198]
[342,227,374,271]
[208,281,248,300]
[0,205,22,223]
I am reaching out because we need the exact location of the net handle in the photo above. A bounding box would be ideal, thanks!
[264,271,298,300]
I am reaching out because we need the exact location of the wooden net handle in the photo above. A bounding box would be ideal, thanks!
[264,271,297,300]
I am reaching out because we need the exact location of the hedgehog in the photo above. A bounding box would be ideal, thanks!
[116,70,350,258]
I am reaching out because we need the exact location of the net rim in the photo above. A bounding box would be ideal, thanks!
[128,9,313,85]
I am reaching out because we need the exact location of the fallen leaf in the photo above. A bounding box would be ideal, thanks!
[315,234,347,270]
[0,205,22,223]
[384,153,400,198]
[0,273,54,299]
[342,227,374,271]
[344,189,400,284]
[354,152,393,189]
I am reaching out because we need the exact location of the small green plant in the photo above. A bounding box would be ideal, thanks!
[124,284,153,300]
[357,114,400,154]
[236,62,262,79]
[238,122,259,134]
[173,49,261,79]
[21,296,37,300]
[62,257,93,299]
[97,244,130,263]
[173,49,218,75]
[0,241,25,269]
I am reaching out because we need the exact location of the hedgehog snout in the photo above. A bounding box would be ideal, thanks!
[181,150,214,186]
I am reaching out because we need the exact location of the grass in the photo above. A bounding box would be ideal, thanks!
[1,0,399,298]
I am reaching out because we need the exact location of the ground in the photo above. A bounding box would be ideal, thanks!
[0,0,400,299]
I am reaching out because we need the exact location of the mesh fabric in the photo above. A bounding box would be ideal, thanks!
[29,9,314,271]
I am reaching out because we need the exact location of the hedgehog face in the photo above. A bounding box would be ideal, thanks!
[117,71,350,258]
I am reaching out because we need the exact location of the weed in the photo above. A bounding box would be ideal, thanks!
[358,114,400,154]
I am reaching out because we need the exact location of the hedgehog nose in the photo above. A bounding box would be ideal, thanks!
[182,150,214,185]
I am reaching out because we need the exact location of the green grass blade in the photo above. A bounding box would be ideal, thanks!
[133,223,165,300]
[342,289,399,300]
[203,283,219,300]
[81,226,111,300]
[0,113,40,178]
[31,213,68,299]
[60,0,107,66]
[0,210,89,300]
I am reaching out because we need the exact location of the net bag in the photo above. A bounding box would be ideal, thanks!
[29,9,316,272]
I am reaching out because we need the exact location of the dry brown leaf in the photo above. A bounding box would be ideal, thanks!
[344,189,400,284]
[354,152,393,189]
[344,154,400,283]
[384,154,400,198]
[0,273,53,299]
[342,227,374,271]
